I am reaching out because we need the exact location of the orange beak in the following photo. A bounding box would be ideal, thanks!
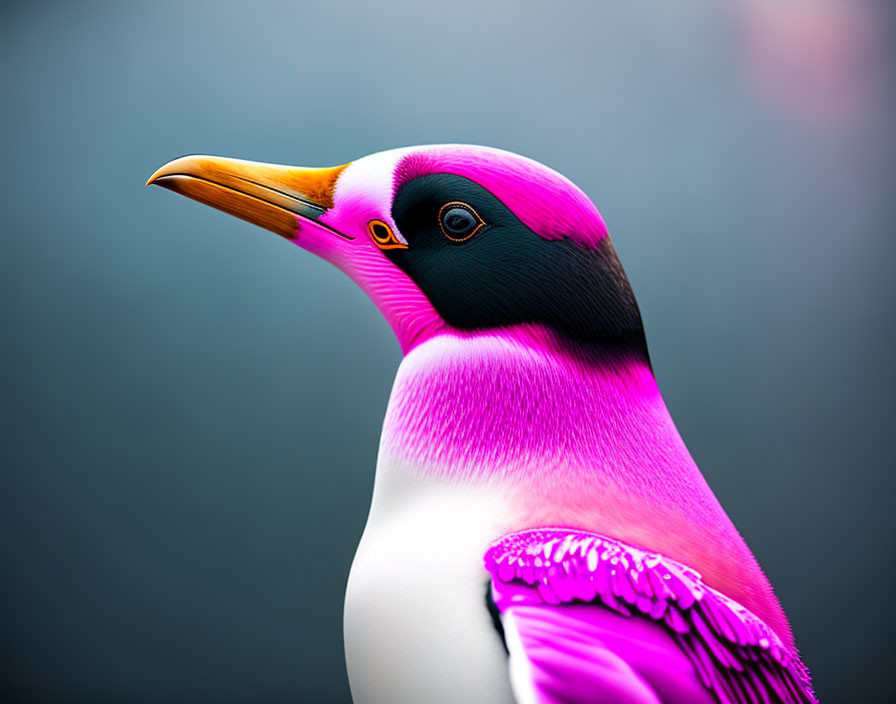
[146,155,350,240]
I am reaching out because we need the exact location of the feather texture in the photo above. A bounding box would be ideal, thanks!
[486,529,816,704]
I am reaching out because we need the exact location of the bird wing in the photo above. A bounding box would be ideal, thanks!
[484,529,816,704]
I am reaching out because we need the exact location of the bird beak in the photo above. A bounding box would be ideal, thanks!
[146,155,350,240]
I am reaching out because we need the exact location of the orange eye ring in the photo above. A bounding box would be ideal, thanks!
[438,202,485,242]
[368,219,407,250]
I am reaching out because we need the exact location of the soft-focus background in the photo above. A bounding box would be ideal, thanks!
[2,1,893,702]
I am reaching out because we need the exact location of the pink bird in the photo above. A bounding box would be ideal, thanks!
[148,145,815,704]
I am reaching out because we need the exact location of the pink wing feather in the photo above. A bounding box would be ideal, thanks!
[485,529,816,704]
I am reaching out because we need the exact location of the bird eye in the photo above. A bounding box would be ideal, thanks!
[438,202,484,242]
[368,219,407,250]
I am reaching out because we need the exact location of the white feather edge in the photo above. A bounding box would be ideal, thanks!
[502,609,539,704]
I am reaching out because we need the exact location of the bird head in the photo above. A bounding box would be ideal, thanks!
[148,145,646,359]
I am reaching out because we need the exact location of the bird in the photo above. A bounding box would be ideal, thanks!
[147,145,816,704]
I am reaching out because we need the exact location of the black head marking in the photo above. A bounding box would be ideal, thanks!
[388,173,647,356]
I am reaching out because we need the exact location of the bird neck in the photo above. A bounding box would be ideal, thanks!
[379,325,693,495]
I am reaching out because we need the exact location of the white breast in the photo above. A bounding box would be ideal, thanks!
[343,474,516,704]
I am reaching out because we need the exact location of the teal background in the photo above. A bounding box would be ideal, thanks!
[2,1,893,702]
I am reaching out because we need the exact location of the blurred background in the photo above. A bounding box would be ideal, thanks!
[2,1,893,702]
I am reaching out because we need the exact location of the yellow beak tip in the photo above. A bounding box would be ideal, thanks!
[146,155,197,188]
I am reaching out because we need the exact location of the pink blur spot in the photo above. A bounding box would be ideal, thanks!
[737,0,881,130]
